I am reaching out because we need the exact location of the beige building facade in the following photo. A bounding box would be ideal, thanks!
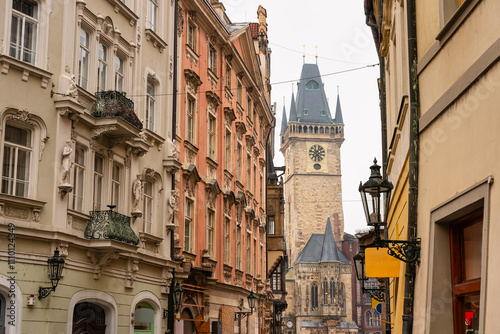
[364,0,500,333]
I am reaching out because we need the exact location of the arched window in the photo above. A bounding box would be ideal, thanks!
[319,127,324,134]
[73,302,107,333]
[134,302,155,334]
[306,80,319,90]
[182,308,196,334]
[330,279,335,304]
[298,126,302,133]
[325,127,329,134]
[314,126,318,134]
[303,126,307,133]
[311,283,318,310]
[323,279,328,304]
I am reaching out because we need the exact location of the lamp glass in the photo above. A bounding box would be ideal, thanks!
[174,283,183,312]
[247,292,256,310]
[353,252,367,281]
[359,159,393,226]
[47,248,65,285]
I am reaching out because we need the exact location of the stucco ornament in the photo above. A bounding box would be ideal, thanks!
[166,189,178,225]
[132,174,143,211]
[67,75,78,99]
[60,140,73,184]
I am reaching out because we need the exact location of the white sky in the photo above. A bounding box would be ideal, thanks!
[225,1,382,234]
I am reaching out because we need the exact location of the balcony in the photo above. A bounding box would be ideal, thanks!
[85,209,140,246]
[92,91,143,130]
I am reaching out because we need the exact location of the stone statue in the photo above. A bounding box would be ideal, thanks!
[60,140,73,184]
[67,75,78,99]
[132,174,143,211]
[166,190,178,224]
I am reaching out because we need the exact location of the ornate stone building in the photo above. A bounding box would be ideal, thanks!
[280,62,356,333]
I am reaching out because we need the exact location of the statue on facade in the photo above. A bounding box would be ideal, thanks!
[67,75,78,99]
[132,174,143,211]
[60,140,73,185]
[166,189,178,225]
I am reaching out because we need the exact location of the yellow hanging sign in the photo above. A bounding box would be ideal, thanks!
[365,247,401,277]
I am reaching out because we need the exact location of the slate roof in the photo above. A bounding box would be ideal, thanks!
[280,104,288,134]
[289,90,298,122]
[295,63,334,124]
[334,91,344,124]
[295,216,350,264]
[300,322,323,328]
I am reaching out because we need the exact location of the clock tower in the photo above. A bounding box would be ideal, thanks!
[280,62,345,265]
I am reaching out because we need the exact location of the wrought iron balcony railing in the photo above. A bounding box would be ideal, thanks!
[92,91,143,130]
[85,209,140,246]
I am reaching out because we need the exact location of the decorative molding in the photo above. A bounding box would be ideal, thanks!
[87,251,119,279]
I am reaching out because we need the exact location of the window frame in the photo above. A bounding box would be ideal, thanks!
[146,79,156,132]
[246,232,251,273]
[97,42,109,91]
[208,43,217,73]
[71,144,86,212]
[236,225,241,270]
[186,95,196,143]
[147,0,159,32]
[225,129,231,170]
[143,179,154,234]
[93,154,104,211]
[311,283,318,310]
[78,28,91,90]
[184,198,194,253]
[224,218,230,264]
[9,0,39,65]
[268,216,275,235]
[207,113,216,159]
[207,209,215,257]
[114,55,125,92]
[111,162,121,210]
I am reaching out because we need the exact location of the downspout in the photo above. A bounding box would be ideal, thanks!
[402,0,419,332]
[169,1,179,333]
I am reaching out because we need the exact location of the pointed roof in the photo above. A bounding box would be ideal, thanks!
[289,90,298,122]
[295,63,334,124]
[280,104,288,134]
[294,216,350,264]
[334,89,344,124]
[266,143,278,183]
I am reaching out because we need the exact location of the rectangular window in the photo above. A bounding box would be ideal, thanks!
[97,43,108,91]
[237,80,242,105]
[147,0,158,31]
[185,199,193,252]
[187,96,195,142]
[146,80,156,131]
[450,210,482,334]
[10,0,38,65]
[115,56,124,92]
[78,29,90,89]
[236,225,241,269]
[260,174,263,203]
[208,114,216,159]
[253,165,257,195]
[93,155,104,211]
[271,263,282,291]
[247,95,252,120]
[237,143,242,180]
[187,22,196,51]
[224,218,230,264]
[246,232,251,272]
[247,154,251,190]
[111,163,121,209]
[72,145,85,211]
[207,210,214,257]
[225,62,231,88]
[143,180,153,234]
[208,44,216,72]
[2,124,32,198]
[268,216,275,235]
[253,238,257,275]
[260,244,263,275]
[225,130,231,169]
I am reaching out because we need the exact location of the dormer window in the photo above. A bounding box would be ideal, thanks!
[306,80,319,90]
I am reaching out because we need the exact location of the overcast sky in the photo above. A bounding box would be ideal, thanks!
[225,1,382,234]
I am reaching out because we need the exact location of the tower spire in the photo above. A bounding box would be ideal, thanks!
[302,44,305,64]
[315,45,318,64]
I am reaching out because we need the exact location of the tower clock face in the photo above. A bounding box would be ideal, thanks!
[309,145,325,162]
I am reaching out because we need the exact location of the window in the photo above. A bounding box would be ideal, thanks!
[207,210,214,257]
[268,216,275,235]
[184,199,193,252]
[115,56,124,92]
[323,279,328,304]
[225,62,231,88]
[10,0,39,65]
[311,283,318,310]
[450,210,482,334]
[73,302,106,333]
[236,143,242,180]
[143,180,153,234]
[208,114,216,159]
[246,154,251,188]
[79,28,90,90]
[253,238,257,274]
[224,218,230,264]
[0,293,5,332]
[147,0,158,32]
[246,232,251,272]
[247,95,252,120]
[236,225,241,269]
[253,165,256,195]
[111,163,121,209]
[187,21,197,51]
[306,80,319,90]
[146,80,156,131]
[225,130,231,169]
[97,43,108,91]
[237,80,243,105]
[93,155,104,210]
[72,145,85,211]
[259,174,263,203]
[186,96,195,142]
[271,263,282,291]
[366,310,381,327]
[2,124,32,198]
[208,44,216,72]
[134,302,155,333]
[330,279,335,304]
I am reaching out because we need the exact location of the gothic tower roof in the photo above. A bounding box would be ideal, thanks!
[294,216,350,264]
[334,89,344,124]
[289,90,298,122]
[295,63,334,124]
[280,104,288,134]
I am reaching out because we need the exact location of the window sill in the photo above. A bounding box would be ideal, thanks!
[436,0,481,42]
[0,193,46,223]
[139,231,163,253]
[224,86,233,103]
[186,45,199,65]
[145,29,167,53]
[207,68,219,86]
[142,128,165,150]
[0,55,52,89]
[107,0,139,26]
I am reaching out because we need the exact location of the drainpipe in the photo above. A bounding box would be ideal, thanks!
[402,0,419,332]
[169,1,179,333]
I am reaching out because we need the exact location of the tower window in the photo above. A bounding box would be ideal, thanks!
[303,108,308,115]
[306,80,319,90]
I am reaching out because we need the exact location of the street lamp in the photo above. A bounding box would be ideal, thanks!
[353,247,367,281]
[358,159,420,264]
[235,292,257,320]
[173,282,183,313]
[38,248,65,299]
